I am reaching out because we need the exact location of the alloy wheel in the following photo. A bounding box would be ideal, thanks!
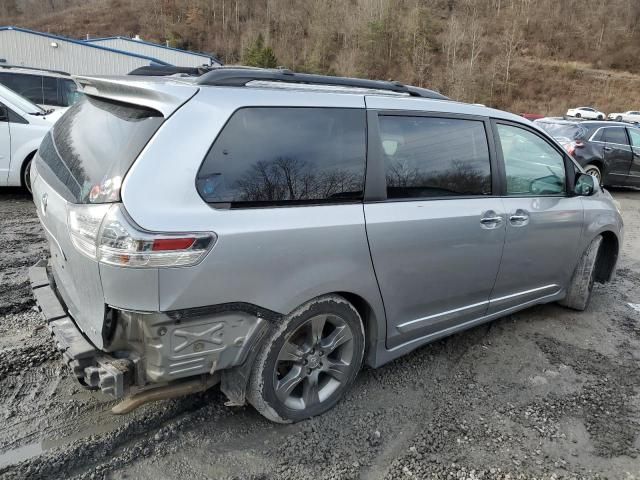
[586,167,601,184]
[23,159,33,194]
[273,314,355,411]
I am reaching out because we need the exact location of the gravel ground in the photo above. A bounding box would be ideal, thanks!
[0,187,639,480]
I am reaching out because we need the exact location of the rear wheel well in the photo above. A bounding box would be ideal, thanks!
[594,231,619,283]
[585,159,603,172]
[20,151,37,188]
[335,292,379,366]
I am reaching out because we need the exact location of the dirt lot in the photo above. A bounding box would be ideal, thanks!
[0,187,639,480]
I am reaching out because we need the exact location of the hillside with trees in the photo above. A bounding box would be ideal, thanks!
[2,0,640,114]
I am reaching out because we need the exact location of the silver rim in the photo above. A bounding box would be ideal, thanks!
[273,314,355,411]
[586,167,601,183]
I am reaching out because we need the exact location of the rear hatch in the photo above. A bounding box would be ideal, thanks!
[32,76,198,348]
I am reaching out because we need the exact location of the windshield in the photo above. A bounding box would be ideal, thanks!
[535,122,586,143]
[0,82,46,115]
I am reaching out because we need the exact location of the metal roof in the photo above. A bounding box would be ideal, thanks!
[0,26,171,65]
[85,35,221,64]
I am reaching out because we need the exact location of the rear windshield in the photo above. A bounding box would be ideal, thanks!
[36,95,163,203]
[535,122,586,142]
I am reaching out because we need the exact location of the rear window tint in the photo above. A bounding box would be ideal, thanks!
[379,116,491,198]
[42,76,61,106]
[196,107,366,207]
[603,127,629,145]
[36,95,163,203]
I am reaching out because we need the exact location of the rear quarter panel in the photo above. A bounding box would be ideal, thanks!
[121,87,386,345]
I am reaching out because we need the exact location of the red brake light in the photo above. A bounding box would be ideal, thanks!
[152,238,196,251]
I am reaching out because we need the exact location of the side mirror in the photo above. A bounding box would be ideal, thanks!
[0,105,7,122]
[529,174,564,195]
[574,172,596,196]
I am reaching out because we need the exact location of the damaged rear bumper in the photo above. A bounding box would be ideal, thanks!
[29,259,133,397]
[29,259,271,404]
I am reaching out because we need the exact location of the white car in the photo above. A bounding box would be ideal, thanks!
[0,65,82,111]
[0,83,66,192]
[607,110,640,123]
[566,106,605,120]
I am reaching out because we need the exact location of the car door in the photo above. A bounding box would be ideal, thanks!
[626,127,640,186]
[363,111,506,349]
[601,126,633,186]
[488,121,583,314]
[0,103,10,186]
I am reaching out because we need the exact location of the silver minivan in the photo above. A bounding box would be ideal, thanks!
[29,69,623,423]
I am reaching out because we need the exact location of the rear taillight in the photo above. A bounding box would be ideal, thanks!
[563,140,584,156]
[67,204,215,268]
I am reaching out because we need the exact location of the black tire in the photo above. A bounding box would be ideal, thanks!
[584,164,602,186]
[575,113,581,118]
[247,295,365,423]
[597,115,603,120]
[21,155,34,194]
[559,236,602,311]
[616,116,622,122]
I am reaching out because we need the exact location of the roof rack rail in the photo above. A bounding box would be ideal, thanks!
[128,65,216,77]
[195,67,449,100]
[0,63,70,76]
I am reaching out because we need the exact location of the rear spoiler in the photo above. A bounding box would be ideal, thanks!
[74,75,199,117]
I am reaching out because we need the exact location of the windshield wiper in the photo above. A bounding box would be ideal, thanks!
[28,108,54,116]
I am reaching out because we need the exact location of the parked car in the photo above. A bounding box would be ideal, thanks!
[607,110,640,123]
[534,117,640,187]
[520,113,544,121]
[566,106,605,120]
[30,69,622,423]
[0,65,82,111]
[0,83,65,192]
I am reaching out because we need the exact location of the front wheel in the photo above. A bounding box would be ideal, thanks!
[584,164,602,186]
[597,114,604,120]
[22,157,33,194]
[616,116,623,122]
[247,295,365,423]
[575,113,582,118]
[559,236,602,311]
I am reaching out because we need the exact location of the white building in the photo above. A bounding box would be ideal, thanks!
[85,36,221,68]
[0,26,171,75]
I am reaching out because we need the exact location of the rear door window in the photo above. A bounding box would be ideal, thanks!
[603,127,629,146]
[59,78,81,106]
[36,95,164,203]
[42,76,60,106]
[196,107,367,207]
[378,116,491,198]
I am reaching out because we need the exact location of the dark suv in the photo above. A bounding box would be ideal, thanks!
[534,118,640,187]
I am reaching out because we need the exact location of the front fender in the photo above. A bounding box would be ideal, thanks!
[578,191,624,260]
[7,137,42,187]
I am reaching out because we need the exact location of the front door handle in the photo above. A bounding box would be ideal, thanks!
[604,146,613,152]
[480,210,503,229]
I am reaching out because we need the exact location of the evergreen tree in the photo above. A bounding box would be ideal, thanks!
[243,34,279,68]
